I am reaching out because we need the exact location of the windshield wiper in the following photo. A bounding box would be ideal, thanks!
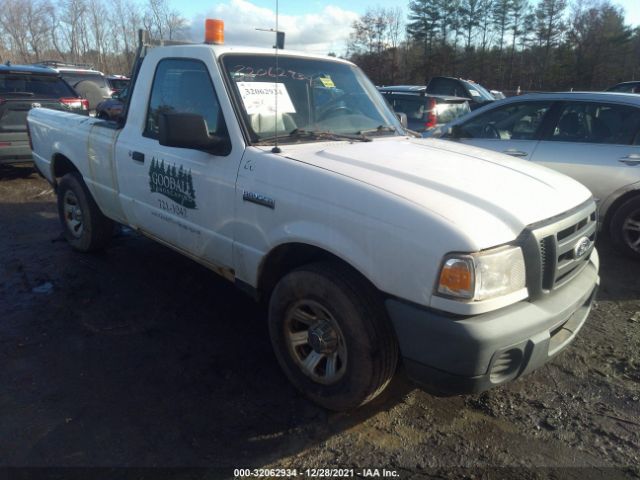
[358,125,398,136]
[256,128,371,145]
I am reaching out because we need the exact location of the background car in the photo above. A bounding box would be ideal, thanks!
[106,75,129,96]
[429,92,640,258]
[34,61,111,114]
[378,85,470,133]
[606,81,640,94]
[96,86,128,120]
[426,76,495,110]
[0,63,88,165]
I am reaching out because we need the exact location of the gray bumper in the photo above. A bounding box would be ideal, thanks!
[0,138,32,164]
[386,253,599,394]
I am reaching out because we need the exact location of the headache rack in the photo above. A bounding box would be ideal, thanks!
[117,30,194,126]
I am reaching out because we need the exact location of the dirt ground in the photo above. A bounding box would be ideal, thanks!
[1,164,639,479]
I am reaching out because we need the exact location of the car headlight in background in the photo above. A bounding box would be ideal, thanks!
[437,246,526,302]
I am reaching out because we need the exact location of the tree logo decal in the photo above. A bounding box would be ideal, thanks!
[148,158,197,209]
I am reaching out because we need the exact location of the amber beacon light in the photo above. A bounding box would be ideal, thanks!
[205,19,224,44]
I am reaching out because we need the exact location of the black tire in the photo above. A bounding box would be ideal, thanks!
[268,261,399,411]
[610,195,640,260]
[57,172,114,252]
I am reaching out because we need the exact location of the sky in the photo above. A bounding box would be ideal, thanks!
[179,0,640,55]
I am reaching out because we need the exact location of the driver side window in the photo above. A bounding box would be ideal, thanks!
[144,58,226,140]
[458,102,552,140]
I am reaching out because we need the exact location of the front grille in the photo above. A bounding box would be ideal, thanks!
[533,203,597,292]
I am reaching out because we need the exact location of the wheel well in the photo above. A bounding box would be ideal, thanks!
[257,243,371,301]
[52,154,79,183]
[603,189,640,233]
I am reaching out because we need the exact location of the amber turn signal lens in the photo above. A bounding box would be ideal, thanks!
[438,258,474,298]
[205,19,224,45]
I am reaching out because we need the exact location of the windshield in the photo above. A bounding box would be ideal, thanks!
[0,73,76,97]
[462,80,495,102]
[108,78,129,91]
[221,54,402,143]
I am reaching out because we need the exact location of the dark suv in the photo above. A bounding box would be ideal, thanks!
[426,77,495,110]
[378,85,471,133]
[0,64,88,165]
[33,62,111,114]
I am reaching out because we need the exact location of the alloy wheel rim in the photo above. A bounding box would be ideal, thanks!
[284,299,347,385]
[622,208,640,253]
[63,190,83,238]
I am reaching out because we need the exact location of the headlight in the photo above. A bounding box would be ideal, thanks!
[437,246,526,302]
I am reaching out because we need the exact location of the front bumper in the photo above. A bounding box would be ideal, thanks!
[386,250,599,394]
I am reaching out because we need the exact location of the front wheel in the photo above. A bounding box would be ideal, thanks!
[268,262,398,411]
[57,172,114,252]
[610,196,640,260]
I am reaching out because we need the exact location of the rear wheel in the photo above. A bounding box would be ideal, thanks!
[57,172,114,252]
[268,262,398,411]
[610,196,640,260]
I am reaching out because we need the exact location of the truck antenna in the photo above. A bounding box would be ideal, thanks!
[271,0,281,154]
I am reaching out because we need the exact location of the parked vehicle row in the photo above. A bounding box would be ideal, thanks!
[426,76,496,109]
[0,61,130,165]
[427,92,640,258]
[378,85,471,133]
[0,63,89,165]
[32,62,129,115]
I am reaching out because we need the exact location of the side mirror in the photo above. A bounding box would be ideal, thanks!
[159,112,224,151]
[396,111,408,128]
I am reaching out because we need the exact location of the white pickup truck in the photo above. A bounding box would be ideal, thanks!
[28,31,600,410]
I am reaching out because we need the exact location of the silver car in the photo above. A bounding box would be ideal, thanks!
[429,92,640,259]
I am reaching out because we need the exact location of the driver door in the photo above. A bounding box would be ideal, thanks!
[454,101,554,160]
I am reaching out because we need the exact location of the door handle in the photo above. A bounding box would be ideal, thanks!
[503,149,528,157]
[131,151,145,163]
[618,153,640,167]
[619,154,640,166]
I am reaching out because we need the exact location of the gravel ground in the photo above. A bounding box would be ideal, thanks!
[1,165,639,479]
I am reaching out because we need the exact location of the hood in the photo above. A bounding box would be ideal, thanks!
[274,136,592,249]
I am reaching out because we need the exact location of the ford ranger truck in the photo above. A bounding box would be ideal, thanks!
[27,26,600,411]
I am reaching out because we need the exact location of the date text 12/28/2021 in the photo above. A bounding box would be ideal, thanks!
[233,468,400,478]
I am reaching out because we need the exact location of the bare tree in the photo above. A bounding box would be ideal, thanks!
[0,0,32,62]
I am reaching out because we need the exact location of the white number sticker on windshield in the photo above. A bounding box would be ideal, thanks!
[469,90,481,97]
[237,82,296,115]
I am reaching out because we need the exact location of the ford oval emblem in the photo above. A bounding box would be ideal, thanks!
[573,236,591,259]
